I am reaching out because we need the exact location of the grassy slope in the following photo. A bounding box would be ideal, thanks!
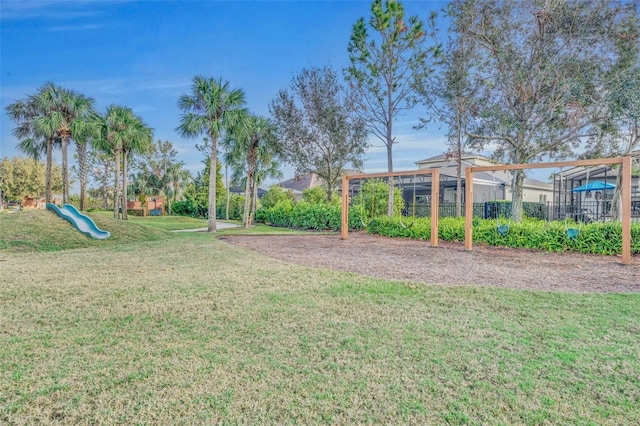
[0,212,638,424]
[0,210,171,252]
[0,210,326,253]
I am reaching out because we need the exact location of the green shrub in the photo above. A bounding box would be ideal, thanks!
[366,216,640,255]
[173,199,208,218]
[261,186,295,209]
[256,199,364,231]
[352,179,404,222]
[216,194,245,220]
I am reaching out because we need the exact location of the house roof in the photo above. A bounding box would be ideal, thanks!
[229,186,267,196]
[277,173,321,192]
[277,170,362,192]
[417,153,557,189]
[415,153,496,165]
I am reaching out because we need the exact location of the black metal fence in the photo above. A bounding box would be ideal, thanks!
[404,200,640,222]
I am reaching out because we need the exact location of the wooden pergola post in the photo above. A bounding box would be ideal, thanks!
[622,156,632,264]
[341,175,349,240]
[430,169,440,247]
[464,167,474,251]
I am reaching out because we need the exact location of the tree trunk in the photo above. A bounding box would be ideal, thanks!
[387,144,394,217]
[326,179,334,203]
[249,178,258,227]
[45,137,53,204]
[610,136,638,221]
[78,142,87,211]
[386,101,394,217]
[207,134,218,232]
[511,169,525,222]
[610,166,624,222]
[242,171,253,228]
[225,160,230,220]
[114,150,120,219]
[122,149,128,220]
[62,136,69,204]
[456,162,462,218]
[455,125,463,218]
[103,162,109,210]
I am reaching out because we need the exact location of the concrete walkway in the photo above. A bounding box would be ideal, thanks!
[171,221,241,232]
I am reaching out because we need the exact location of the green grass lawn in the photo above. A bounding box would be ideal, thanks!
[89,210,315,235]
[1,211,638,423]
[89,210,211,231]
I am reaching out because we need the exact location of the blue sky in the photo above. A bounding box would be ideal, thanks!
[1,0,452,187]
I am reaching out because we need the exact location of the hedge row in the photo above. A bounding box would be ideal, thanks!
[256,201,640,255]
[369,216,640,255]
[256,201,364,231]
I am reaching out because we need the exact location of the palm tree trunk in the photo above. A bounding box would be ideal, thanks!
[225,161,230,220]
[78,141,87,211]
[62,136,69,204]
[114,150,121,219]
[103,162,109,210]
[122,149,129,220]
[45,137,53,204]
[242,172,252,228]
[249,178,258,227]
[208,134,218,232]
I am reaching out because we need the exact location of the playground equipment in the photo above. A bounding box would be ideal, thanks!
[46,203,111,239]
[395,175,417,229]
[464,157,634,264]
[491,172,510,236]
[558,167,584,240]
[358,180,376,228]
[341,168,440,247]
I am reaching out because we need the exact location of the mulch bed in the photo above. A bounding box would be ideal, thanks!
[220,232,640,293]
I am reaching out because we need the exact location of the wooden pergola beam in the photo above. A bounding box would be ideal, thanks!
[469,157,623,172]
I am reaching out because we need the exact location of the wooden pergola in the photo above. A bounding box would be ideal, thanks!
[341,169,441,247]
[339,157,634,265]
[465,157,634,264]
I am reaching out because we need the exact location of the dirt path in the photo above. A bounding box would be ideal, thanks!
[220,232,640,293]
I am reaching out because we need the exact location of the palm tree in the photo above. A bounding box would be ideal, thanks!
[224,114,281,227]
[6,94,57,203]
[167,164,192,215]
[176,76,246,232]
[74,117,101,210]
[34,82,95,204]
[95,105,153,219]
[121,120,152,220]
[251,157,282,225]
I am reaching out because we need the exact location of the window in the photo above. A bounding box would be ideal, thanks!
[539,194,547,203]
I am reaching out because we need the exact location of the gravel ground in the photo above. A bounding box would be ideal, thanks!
[220,232,640,293]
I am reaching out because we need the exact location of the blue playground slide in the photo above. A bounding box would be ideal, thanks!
[46,203,111,239]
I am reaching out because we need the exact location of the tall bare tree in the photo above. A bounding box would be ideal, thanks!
[416,14,478,217]
[346,0,440,215]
